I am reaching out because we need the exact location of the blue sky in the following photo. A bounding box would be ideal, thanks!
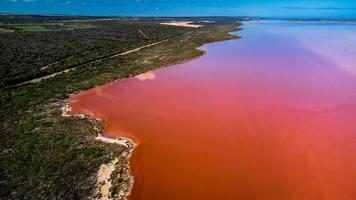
[1,0,356,19]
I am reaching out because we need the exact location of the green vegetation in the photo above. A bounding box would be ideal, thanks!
[0,22,96,33]
[65,23,96,29]
[11,24,49,32]
[0,20,188,87]
[0,27,14,33]
[0,15,241,199]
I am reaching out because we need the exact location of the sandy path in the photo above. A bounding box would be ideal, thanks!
[13,39,169,87]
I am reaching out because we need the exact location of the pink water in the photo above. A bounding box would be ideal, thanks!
[70,21,356,200]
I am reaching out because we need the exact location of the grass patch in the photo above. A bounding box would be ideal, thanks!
[11,24,48,32]
[5,23,95,33]
[0,27,14,33]
[64,23,96,29]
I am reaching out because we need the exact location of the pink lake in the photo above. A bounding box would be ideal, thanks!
[70,21,356,200]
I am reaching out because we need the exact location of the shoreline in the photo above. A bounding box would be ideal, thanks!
[58,50,208,200]
[61,102,136,200]
[59,24,241,200]
[1,19,241,200]
[59,45,210,200]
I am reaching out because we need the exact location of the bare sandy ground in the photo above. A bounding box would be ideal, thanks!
[160,21,203,28]
[95,158,118,200]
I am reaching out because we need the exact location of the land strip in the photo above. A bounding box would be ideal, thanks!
[0,16,241,199]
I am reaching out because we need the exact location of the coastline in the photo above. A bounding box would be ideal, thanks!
[61,101,136,200]
[59,45,213,200]
[4,16,356,200]
[59,24,241,200]
[58,46,209,200]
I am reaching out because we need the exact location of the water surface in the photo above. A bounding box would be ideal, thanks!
[70,21,356,200]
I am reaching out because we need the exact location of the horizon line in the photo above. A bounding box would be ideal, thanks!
[1,12,356,21]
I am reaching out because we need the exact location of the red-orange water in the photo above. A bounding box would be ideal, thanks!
[69,21,356,200]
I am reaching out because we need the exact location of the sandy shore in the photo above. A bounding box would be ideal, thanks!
[61,101,135,200]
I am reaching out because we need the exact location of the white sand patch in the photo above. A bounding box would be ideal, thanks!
[95,158,118,200]
[135,71,156,81]
[60,104,72,117]
[93,136,135,200]
[95,134,133,149]
[160,21,203,28]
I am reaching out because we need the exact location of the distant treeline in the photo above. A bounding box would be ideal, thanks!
[0,14,112,24]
